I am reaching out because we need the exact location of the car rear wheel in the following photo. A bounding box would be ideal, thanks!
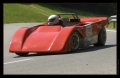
[70,31,80,51]
[15,53,29,56]
[94,27,106,46]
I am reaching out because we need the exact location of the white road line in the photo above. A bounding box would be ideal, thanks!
[106,29,116,32]
[4,58,33,65]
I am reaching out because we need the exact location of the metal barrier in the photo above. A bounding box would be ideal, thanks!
[108,15,117,28]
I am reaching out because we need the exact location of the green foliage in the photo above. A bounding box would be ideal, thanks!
[49,3,117,16]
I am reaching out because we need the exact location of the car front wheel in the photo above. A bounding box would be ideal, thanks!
[15,53,29,56]
[70,31,80,51]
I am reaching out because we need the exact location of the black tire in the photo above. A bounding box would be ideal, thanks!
[70,31,80,51]
[15,53,29,56]
[94,27,107,46]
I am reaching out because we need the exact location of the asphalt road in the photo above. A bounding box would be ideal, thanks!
[3,23,117,75]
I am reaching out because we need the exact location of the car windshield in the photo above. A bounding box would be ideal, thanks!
[55,13,79,19]
[58,15,74,19]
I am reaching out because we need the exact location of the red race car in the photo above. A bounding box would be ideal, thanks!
[9,13,109,56]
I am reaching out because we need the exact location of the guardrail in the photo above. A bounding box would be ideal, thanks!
[108,15,117,28]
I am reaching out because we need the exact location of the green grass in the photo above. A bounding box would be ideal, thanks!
[3,3,100,24]
[105,22,117,29]
[4,3,116,29]
[4,4,48,23]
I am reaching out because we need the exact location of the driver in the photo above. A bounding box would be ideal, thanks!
[47,14,63,26]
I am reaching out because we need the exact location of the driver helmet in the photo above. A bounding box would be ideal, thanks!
[48,15,59,25]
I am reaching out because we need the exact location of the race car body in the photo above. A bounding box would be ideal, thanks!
[9,13,109,56]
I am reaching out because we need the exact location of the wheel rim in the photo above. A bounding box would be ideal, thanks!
[70,34,80,49]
